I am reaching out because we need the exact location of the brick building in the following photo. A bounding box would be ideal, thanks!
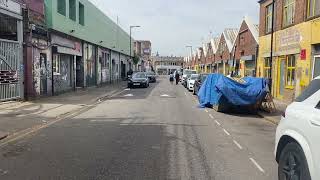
[215,29,238,75]
[257,0,320,103]
[233,16,259,77]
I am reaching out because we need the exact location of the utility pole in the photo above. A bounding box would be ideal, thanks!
[186,46,193,69]
[129,25,140,69]
[269,0,275,90]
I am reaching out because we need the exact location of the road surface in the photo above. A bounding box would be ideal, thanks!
[0,76,278,180]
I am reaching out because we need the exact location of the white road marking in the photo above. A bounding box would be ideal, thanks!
[209,114,214,119]
[124,88,130,91]
[233,140,243,150]
[184,92,187,96]
[223,129,230,136]
[160,94,170,97]
[215,120,221,126]
[204,109,209,113]
[249,158,265,173]
[90,120,117,122]
[124,94,133,97]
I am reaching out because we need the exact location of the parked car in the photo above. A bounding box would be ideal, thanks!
[275,76,320,180]
[127,72,149,88]
[193,73,209,95]
[182,70,197,87]
[187,74,199,91]
[146,72,156,83]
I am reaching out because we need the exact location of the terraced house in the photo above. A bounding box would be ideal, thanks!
[215,28,238,75]
[257,0,320,103]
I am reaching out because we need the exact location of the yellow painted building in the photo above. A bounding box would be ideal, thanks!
[257,18,320,103]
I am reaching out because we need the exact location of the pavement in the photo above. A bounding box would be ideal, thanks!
[258,99,289,125]
[0,81,127,142]
[0,76,278,180]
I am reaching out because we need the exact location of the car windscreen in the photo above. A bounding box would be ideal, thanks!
[190,75,199,80]
[201,75,208,82]
[133,73,146,78]
[147,72,155,76]
[295,79,320,102]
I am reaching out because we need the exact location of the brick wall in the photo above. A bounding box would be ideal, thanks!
[259,0,307,36]
[216,34,232,62]
[234,20,258,60]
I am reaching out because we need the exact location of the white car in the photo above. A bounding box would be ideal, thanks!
[275,77,320,180]
[187,74,199,91]
[182,70,197,85]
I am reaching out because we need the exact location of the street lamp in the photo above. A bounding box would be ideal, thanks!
[186,46,193,69]
[129,25,141,59]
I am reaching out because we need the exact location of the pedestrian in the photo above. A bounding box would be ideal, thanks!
[175,71,180,85]
[169,72,174,85]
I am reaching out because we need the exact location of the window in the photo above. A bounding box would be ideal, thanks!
[0,13,18,41]
[286,55,296,88]
[53,54,61,75]
[264,57,272,79]
[283,0,295,27]
[266,4,273,33]
[307,0,320,18]
[69,0,76,21]
[79,2,85,25]
[57,0,66,16]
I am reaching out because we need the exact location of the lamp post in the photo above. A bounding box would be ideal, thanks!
[186,46,193,69]
[129,25,140,59]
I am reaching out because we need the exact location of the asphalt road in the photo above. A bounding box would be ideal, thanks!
[0,76,278,180]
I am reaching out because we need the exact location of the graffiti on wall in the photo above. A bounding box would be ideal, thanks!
[54,55,73,94]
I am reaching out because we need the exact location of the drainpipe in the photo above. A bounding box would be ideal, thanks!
[269,0,276,86]
[255,45,259,77]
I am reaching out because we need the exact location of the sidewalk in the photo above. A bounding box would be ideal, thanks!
[0,81,127,140]
[258,99,289,125]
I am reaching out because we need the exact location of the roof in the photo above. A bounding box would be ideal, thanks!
[243,16,259,44]
[223,28,239,52]
[210,37,220,54]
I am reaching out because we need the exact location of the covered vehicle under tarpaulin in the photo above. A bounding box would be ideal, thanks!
[198,74,268,113]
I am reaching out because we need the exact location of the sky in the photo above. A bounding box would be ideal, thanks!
[88,0,259,57]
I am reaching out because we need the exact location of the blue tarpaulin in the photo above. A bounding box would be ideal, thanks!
[198,74,268,108]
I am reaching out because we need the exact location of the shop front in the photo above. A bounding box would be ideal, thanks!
[51,34,82,94]
[257,22,314,103]
[83,43,97,87]
[97,47,111,85]
[240,55,256,77]
[0,0,23,101]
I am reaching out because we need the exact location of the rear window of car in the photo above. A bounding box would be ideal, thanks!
[295,79,320,102]
[133,73,146,78]
[201,75,208,82]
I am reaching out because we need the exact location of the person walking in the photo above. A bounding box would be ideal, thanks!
[169,72,174,85]
[175,71,180,85]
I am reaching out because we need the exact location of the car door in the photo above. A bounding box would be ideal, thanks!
[310,99,320,178]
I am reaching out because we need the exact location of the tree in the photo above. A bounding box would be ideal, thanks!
[133,55,140,65]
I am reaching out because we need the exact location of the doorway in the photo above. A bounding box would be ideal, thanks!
[121,61,126,79]
[313,55,320,79]
[40,53,47,96]
[76,56,84,87]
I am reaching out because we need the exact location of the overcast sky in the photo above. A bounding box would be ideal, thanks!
[88,0,259,57]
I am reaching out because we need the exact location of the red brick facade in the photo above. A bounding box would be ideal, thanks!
[259,0,307,37]
[234,20,259,61]
[216,34,232,62]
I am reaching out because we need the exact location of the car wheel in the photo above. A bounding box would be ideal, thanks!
[278,142,311,180]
